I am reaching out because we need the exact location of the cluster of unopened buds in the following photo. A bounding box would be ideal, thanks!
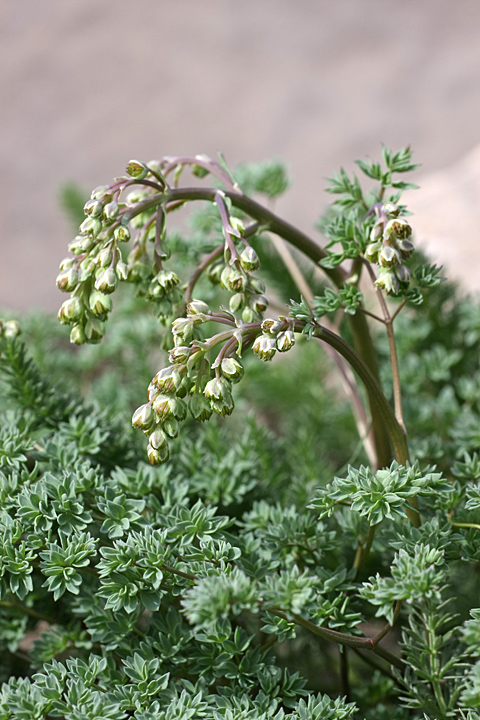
[364,202,415,295]
[132,298,248,464]
[252,317,296,361]
[56,160,183,344]
[132,300,297,463]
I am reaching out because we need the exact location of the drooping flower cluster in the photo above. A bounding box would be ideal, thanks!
[364,202,415,295]
[132,300,247,464]
[56,161,181,344]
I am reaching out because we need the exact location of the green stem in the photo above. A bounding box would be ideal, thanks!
[306,322,408,467]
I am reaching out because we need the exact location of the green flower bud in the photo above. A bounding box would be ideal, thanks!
[95,268,117,294]
[58,296,84,324]
[262,318,284,335]
[151,366,184,394]
[171,317,195,342]
[230,217,245,236]
[157,270,180,292]
[204,377,234,416]
[189,393,213,422]
[382,202,400,217]
[398,238,415,258]
[229,293,245,313]
[384,218,412,241]
[70,323,86,345]
[253,335,277,361]
[89,290,112,316]
[276,330,295,352]
[204,376,231,401]
[187,299,211,316]
[364,241,382,263]
[68,235,95,254]
[84,317,105,342]
[97,246,113,268]
[375,269,400,295]
[59,257,76,270]
[56,268,79,292]
[132,403,155,432]
[228,269,248,292]
[114,225,130,243]
[394,263,412,284]
[379,246,401,268]
[146,280,165,300]
[149,428,168,450]
[249,277,266,294]
[79,258,96,281]
[147,442,169,465]
[84,199,103,218]
[220,357,244,383]
[240,246,260,272]
[153,395,187,422]
[91,185,112,201]
[168,346,191,364]
[80,217,102,237]
[209,395,234,417]
[126,160,149,180]
[242,307,258,323]
[103,201,119,224]
[206,261,223,285]
[163,417,179,438]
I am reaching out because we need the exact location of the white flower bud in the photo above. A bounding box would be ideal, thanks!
[276,330,295,352]
[58,297,84,324]
[80,217,102,237]
[147,442,169,465]
[103,201,119,223]
[132,403,155,432]
[94,268,117,294]
[379,246,401,268]
[262,318,284,335]
[56,268,79,292]
[84,199,103,218]
[91,185,112,201]
[70,323,86,345]
[365,241,382,263]
[253,335,277,361]
[149,428,168,450]
[239,246,260,272]
[220,358,244,383]
[187,299,211,316]
[96,247,113,268]
[89,291,112,316]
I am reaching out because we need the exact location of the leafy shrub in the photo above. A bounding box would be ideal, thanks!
[1,149,480,719]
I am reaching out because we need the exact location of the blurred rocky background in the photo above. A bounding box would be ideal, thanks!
[1,0,480,311]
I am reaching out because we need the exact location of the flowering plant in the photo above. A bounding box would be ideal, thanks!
[1,149,480,719]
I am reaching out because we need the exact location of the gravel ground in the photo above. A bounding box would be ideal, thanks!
[1,0,480,311]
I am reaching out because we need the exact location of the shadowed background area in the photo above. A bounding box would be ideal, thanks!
[1,0,480,311]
